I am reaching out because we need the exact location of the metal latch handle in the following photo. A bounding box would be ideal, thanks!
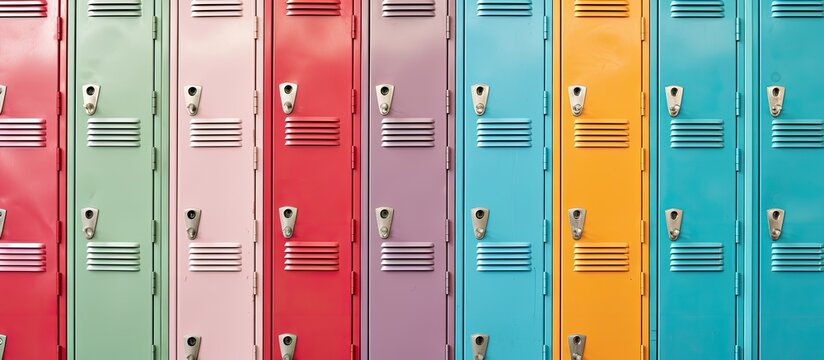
[568,85,586,117]
[81,208,99,240]
[568,208,586,240]
[185,85,202,116]
[279,83,298,114]
[470,334,489,360]
[568,334,586,360]
[665,209,683,241]
[376,84,395,116]
[83,84,100,116]
[0,209,6,239]
[376,207,394,239]
[665,86,683,117]
[767,208,784,241]
[279,207,297,239]
[184,209,202,240]
[471,84,489,116]
[0,85,6,115]
[279,334,297,360]
[767,86,784,117]
[184,336,201,360]
[471,208,489,240]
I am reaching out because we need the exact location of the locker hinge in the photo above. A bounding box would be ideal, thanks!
[351,219,357,243]
[445,272,450,295]
[640,272,646,296]
[446,90,451,114]
[56,16,63,40]
[735,92,741,116]
[152,220,157,243]
[57,220,62,244]
[446,15,451,39]
[151,91,157,115]
[253,272,258,295]
[253,344,258,359]
[57,272,62,295]
[352,15,357,39]
[735,272,741,296]
[445,146,451,170]
[151,272,157,295]
[640,148,646,172]
[351,344,357,360]
[735,219,741,244]
[446,344,450,360]
[640,91,646,116]
[543,91,548,115]
[543,16,548,40]
[56,91,62,115]
[735,148,741,172]
[445,218,450,243]
[351,146,357,169]
[152,16,158,40]
[351,271,357,295]
[543,218,548,243]
[735,17,741,41]
[543,344,550,360]
[640,219,646,243]
[542,271,547,295]
[641,345,646,360]
[543,147,548,170]
[56,148,62,171]
[254,16,259,39]
[640,16,646,41]
[58,345,63,359]
[151,344,156,360]
[253,220,258,243]
[151,147,157,171]
[351,89,357,114]
[253,146,259,170]
[735,345,742,360]
[253,91,259,114]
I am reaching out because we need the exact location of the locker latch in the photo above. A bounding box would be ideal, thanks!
[0,85,6,115]
[567,334,586,360]
[767,208,784,241]
[568,208,586,240]
[81,208,99,240]
[279,207,297,239]
[471,84,490,116]
[82,84,100,116]
[184,336,201,360]
[279,83,298,114]
[375,207,394,239]
[665,209,683,241]
[767,86,784,117]
[471,208,489,240]
[184,85,202,116]
[470,334,489,360]
[376,84,395,116]
[0,334,6,360]
[568,85,586,117]
[184,209,202,240]
[0,209,6,239]
[665,86,683,117]
[278,334,297,360]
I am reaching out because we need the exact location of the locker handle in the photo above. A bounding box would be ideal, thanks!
[665,86,683,117]
[0,85,6,115]
[184,336,201,360]
[470,208,489,240]
[665,209,683,240]
[82,84,100,116]
[185,85,202,116]
[568,208,586,240]
[0,209,6,239]
[0,334,6,359]
[471,84,489,116]
[568,334,586,360]
[279,207,297,239]
[279,334,297,360]
[567,85,586,117]
[767,208,784,241]
[375,207,394,239]
[470,334,489,360]
[184,209,202,240]
[767,86,784,117]
[376,84,394,116]
[279,83,298,114]
[81,208,99,240]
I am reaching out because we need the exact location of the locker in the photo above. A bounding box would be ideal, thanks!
[557,0,647,359]
[270,0,360,356]
[759,2,824,357]
[0,0,66,358]
[70,0,165,359]
[171,0,260,358]
[366,0,453,357]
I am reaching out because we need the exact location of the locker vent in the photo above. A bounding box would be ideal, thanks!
[189,118,243,148]
[284,241,340,271]
[0,118,46,147]
[476,242,532,272]
[188,242,242,272]
[669,243,723,272]
[670,119,724,148]
[573,0,630,17]
[381,242,435,271]
[86,242,141,272]
[0,243,46,272]
[670,0,724,18]
[771,120,824,148]
[381,118,435,147]
[382,0,436,17]
[87,0,142,17]
[771,1,824,18]
[573,119,630,148]
[476,118,532,147]
[477,0,532,16]
[573,242,629,272]
[191,0,243,17]
[771,243,823,272]
[285,117,340,146]
[0,0,47,17]
[87,118,141,147]
[286,0,341,16]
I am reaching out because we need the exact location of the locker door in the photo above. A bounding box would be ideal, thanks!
[272,0,355,356]
[559,0,644,358]
[73,0,156,358]
[658,1,738,358]
[462,0,546,357]
[759,2,824,358]
[0,1,61,358]
[175,0,257,358]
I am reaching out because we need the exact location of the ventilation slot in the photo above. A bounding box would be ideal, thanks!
[381,118,435,147]
[476,118,532,147]
[382,0,435,16]
[669,242,723,272]
[286,0,341,16]
[87,0,142,17]
[188,243,242,272]
[476,242,531,272]
[771,120,823,148]
[381,242,435,271]
[0,243,46,272]
[476,0,531,15]
[771,243,823,272]
[285,117,340,146]
[670,0,724,18]
[190,118,242,148]
[574,0,629,17]
[670,119,724,148]
[574,119,630,148]
[191,0,242,17]
[0,0,47,17]
[86,242,140,272]
[284,241,339,271]
[87,118,141,147]
[573,242,629,272]
[0,118,46,147]
[771,0,823,17]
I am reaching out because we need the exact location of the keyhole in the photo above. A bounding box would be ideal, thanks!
[284,84,293,95]
[670,87,678,96]
[283,336,293,346]
[380,86,390,96]
[772,87,780,97]
[475,86,484,96]
[573,210,581,219]
[188,87,198,96]
[284,209,293,218]
[380,209,390,219]
[187,337,197,347]
[475,337,484,346]
[474,209,485,219]
[772,210,780,220]
[187,210,197,220]
[573,87,581,96]
[670,211,678,220]
[86,86,95,96]
[85,210,94,219]
[573,336,581,344]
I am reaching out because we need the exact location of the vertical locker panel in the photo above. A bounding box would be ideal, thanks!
[175,0,257,358]
[272,0,355,356]
[462,0,545,357]
[559,0,644,358]
[0,0,61,358]
[73,0,156,358]
[759,1,824,358]
[657,0,737,358]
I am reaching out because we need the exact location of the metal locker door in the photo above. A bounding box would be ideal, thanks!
[461,0,547,357]
[73,0,157,358]
[0,0,63,358]
[559,0,646,359]
[174,0,258,358]
[759,2,824,357]
[657,1,738,358]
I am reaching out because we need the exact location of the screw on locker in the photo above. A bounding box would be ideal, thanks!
[470,334,489,360]
[184,208,202,240]
[279,334,297,360]
[767,86,785,117]
[665,86,683,117]
[567,334,586,360]
[376,84,395,116]
[80,208,99,240]
[568,208,586,240]
[184,336,201,360]
[375,207,394,239]
[279,206,298,239]
[471,84,490,116]
[567,85,586,117]
[82,84,100,116]
[665,209,683,240]
[470,208,489,240]
[767,208,785,240]
[279,83,298,114]
[185,85,202,116]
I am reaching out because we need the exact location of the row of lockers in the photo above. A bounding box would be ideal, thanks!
[2,0,822,359]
